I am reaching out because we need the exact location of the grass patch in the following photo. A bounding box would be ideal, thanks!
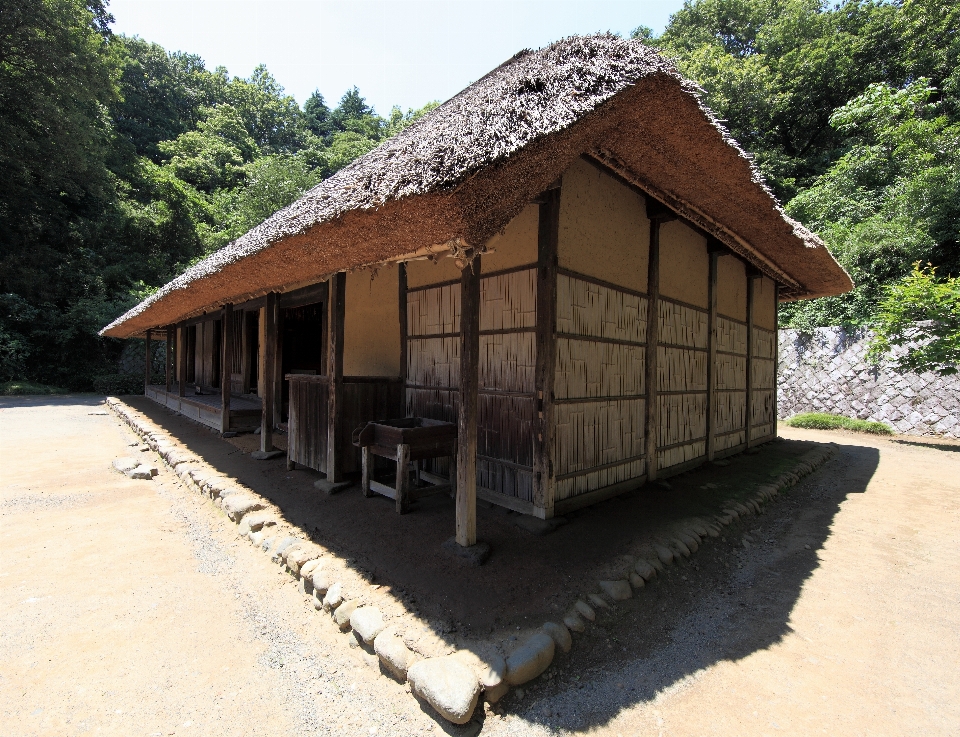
[785,412,893,435]
[0,380,69,396]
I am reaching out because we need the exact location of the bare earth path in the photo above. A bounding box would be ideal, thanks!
[2,398,958,736]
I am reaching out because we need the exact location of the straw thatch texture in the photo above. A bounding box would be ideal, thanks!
[102,33,852,340]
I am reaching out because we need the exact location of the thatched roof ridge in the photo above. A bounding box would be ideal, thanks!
[102,34,850,338]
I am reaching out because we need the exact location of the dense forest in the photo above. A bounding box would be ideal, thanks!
[1,0,957,390]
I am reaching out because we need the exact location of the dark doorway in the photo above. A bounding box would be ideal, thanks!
[281,302,325,420]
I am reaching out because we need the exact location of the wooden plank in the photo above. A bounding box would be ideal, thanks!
[395,443,411,513]
[644,212,662,481]
[260,292,278,452]
[456,257,481,545]
[534,187,560,517]
[221,304,233,434]
[706,249,719,460]
[478,485,536,515]
[326,273,346,482]
[177,323,187,397]
[745,274,757,449]
[144,329,152,391]
[370,479,397,500]
[398,262,408,404]
[164,327,172,392]
[362,446,373,498]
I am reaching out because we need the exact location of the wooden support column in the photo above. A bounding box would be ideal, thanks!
[220,303,233,434]
[644,210,665,481]
[177,323,187,397]
[706,245,721,460]
[456,255,481,547]
[165,327,173,392]
[260,292,279,453]
[398,263,408,414]
[534,187,560,519]
[144,329,152,392]
[326,273,346,482]
[745,273,759,448]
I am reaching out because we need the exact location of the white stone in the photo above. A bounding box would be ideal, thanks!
[112,457,138,473]
[573,600,595,621]
[322,582,343,611]
[541,622,572,653]
[374,632,414,680]
[505,633,555,685]
[222,494,264,522]
[598,580,631,601]
[407,656,480,725]
[634,559,657,581]
[563,612,585,633]
[333,599,358,629]
[350,607,385,643]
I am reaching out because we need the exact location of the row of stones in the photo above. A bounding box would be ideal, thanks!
[103,398,835,725]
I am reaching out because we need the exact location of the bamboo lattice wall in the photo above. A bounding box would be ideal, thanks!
[750,325,777,440]
[714,315,748,451]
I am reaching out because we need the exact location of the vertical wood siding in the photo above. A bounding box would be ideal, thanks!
[288,378,329,472]
[750,325,777,441]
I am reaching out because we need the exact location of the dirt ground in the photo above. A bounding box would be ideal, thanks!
[2,395,958,736]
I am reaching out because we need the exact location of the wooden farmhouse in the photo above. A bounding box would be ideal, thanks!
[101,35,852,549]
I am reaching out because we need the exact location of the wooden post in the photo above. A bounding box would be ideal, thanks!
[746,273,758,449]
[260,292,278,453]
[177,323,187,397]
[644,216,662,481]
[534,187,560,518]
[144,329,152,392]
[326,273,346,482]
[396,443,411,514]
[221,303,233,434]
[165,327,173,393]
[398,262,408,415]
[362,446,373,498]
[706,247,720,460]
[456,255,481,547]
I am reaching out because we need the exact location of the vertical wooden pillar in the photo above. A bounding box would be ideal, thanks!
[326,273,346,482]
[177,323,187,397]
[456,255,481,547]
[221,303,233,434]
[644,215,662,481]
[706,247,720,460]
[165,327,173,392]
[260,292,279,453]
[398,263,408,416]
[144,329,152,392]
[745,273,758,449]
[534,187,560,519]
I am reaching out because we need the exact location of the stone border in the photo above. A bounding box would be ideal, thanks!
[104,397,836,725]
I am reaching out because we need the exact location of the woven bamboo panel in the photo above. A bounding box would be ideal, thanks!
[554,338,645,400]
[751,357,776,390]
[556,458,646,501]
[752,326,776,359]
[715,353,746,390]
[716,317,747,355]
[478,459,535,501]
[751,389,776,427]
[480,268,537,331]
[479,394,535,467]
[658,300,708,348]
[553,399,645,479]
[479,332,535,394]
[405,387,458,424]
[751,423,774,440]
[658,393,707,447]
[658,440,706,470]
[658,346,707,392]
[714,390,746,434]
[556,274,647,342]
[407,337,459,388]
[715,430,745,452]
[408,283,460,335]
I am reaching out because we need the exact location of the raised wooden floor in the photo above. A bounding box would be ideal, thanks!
[145,385,261,432]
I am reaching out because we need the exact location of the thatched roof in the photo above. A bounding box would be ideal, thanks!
[102,34,851,339]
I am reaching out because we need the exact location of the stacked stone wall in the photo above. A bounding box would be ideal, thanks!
[117,340,166,381]
[778,326,960,438]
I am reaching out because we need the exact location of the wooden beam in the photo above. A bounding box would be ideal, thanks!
[398,262,408,412]
[177,323,187,397]
[456,256,481,547]
[144,329,152,392]
[260,292,279,452]
[644,214,662,481]
[326,273,346,482]
[165,327,173,392]
[706,250,719,460]
[221,303,233,434]
[745,274,759,448]
[534,187,560,518]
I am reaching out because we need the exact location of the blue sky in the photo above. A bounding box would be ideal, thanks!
[109,0,686,114]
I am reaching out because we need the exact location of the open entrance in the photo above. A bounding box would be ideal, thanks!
[280,302,325,420]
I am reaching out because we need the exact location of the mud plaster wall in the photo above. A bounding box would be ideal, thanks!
[659,220,708,308]
[344,267,401,376]
[406,255,461,288]
[778,326,960,438]
[754,277,777,330]
[482,204,539,273]
[558,158,649,293]
[717,255,747,321]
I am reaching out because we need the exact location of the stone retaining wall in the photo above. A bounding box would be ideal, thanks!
[778,327,960,438]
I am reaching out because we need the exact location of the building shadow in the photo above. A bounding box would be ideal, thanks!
[891,438,960,453]
[114,395,879,733]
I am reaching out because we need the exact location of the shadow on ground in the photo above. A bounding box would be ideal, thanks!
[113,395,879,734]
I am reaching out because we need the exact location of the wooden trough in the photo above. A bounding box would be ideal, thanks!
[353,418,458,514]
